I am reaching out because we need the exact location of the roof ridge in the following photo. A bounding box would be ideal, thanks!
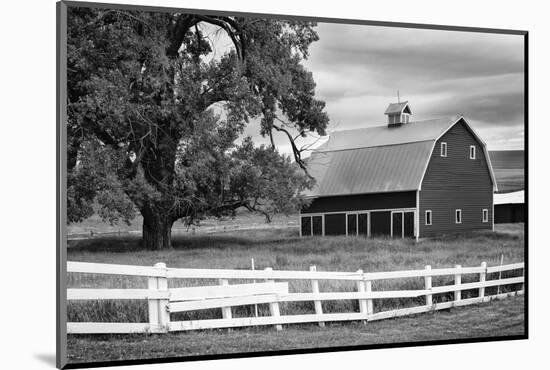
[314,139,436,154]
[326,116,458,135]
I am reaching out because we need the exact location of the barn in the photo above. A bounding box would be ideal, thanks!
[494,190,524,224]
[300,102,498,240]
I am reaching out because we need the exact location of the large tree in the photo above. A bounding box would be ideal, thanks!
[67,7,329,249]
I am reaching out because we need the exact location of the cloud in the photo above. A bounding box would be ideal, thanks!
[236,20,525,155]
[307,23,523,82]
[300,23,525,150]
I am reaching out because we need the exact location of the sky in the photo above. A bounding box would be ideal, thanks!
[235,22,525,157]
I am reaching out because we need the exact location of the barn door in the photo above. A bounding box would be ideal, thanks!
[391,211,415,238]
[371,211,391,237]
[403,212,415,238]
[392,212,403,238]
[358,213,369,236]
[325,213,346,235]
[347,214,357,236]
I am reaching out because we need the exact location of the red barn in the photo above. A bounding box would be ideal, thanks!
[300,102,497,240]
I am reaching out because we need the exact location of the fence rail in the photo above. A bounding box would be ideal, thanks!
[67,260,524,334]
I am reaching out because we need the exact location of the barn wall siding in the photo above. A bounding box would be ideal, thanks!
[301,191,416,214]
[419,121,493,237]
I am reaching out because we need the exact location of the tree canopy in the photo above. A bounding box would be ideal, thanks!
[67,7,329,249]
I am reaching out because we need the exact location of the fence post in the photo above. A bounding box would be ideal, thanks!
[497,254,504,295]
[156,263,170,332]
[265,267,283,331]
[521,265,525,293]
[424,265,432,307]
[454,264,462,301]
[147,270,159,333]
[356,269,368,324]
[148,262,169,333]
[219,279,233,322]
[479,262,487,299]
[365,279,374,316]
[310,266,325,327]
[251,258,258,318]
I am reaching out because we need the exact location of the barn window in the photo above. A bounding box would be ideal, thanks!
[302,215,324,236]
[482,209,488,223]
[470,145,476,159]
[358,213,369,236]
[425,210,432,225]
[301,216,312,236]
[440,142,447,157]
[325,213,347,235]
[455,209,462,224]
[312,216,323,235]
[347,214,357,236]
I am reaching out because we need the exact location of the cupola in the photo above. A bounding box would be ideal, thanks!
[385,101,412,127]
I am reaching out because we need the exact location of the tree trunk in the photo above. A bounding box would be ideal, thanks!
[142,211,175,250]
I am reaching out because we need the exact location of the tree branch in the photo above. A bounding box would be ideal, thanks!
[243,202,272,223]
[272,120,308,173]
[195,15,244,60]
[166,14,199,57]
[166,14,245,60]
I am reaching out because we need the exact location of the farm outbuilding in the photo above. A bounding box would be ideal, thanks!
[300,102,498,240]
[494,190,524,224]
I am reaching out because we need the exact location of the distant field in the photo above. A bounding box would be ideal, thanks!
[68,211,296,237]
[494,168,524,193]
[489,150,524,170]
[489,150,524,193]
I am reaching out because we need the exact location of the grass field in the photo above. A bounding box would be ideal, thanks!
[67,295,524,364]
[67,211,296,236]
[66,222,525,364]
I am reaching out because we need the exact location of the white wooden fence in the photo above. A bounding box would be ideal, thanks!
[67,261,524,334]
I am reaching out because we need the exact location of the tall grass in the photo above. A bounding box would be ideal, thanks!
[67,223,524,324]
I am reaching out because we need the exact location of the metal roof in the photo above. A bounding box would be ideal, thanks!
[304,115,497,198]
[494,190,524,205]
[304,141,434,197]
[384,101,411,115]
[317,116,459,153]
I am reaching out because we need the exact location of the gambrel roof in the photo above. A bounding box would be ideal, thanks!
[304,116,497,198]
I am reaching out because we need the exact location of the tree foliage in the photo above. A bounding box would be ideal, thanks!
[67,7,329,249]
